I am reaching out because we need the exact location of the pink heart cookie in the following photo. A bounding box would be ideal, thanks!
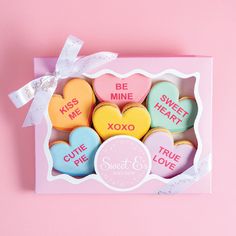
[93,73,152,108]
[143,128,196,178]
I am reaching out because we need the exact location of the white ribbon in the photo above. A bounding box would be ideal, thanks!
[8,35,118,127]
[157,154,212,194]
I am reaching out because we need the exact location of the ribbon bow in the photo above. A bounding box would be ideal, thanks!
[9,35,118,127]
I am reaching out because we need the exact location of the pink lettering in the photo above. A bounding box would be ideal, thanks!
[64,155,70,162]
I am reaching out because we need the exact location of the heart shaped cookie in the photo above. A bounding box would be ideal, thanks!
[50,127,101,176]
[143,128,196,178]
[92,102,151,140]
[93,73,152,108]
[48,78,95,131]
[147,82,198,132]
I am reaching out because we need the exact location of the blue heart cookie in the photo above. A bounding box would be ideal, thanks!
[50,127,101,176]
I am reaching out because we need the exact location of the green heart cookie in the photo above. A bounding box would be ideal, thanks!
[147,82,198,132]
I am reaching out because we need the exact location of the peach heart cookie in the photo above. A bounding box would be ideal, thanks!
[143,128,196,178]
[93,73,152,108]
[92,102,151,140]
[48,78,95,131]
[147,81,198,132]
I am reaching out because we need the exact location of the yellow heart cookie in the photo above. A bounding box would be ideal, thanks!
[92,102,151,140]
[48,78,95,131]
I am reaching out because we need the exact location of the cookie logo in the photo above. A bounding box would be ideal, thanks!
[95,135,151,191]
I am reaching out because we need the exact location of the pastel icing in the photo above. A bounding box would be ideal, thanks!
[92,103,151,140]
[50,127,101,176]
[143,129,196,178]
[95,135,151,190]
[147,81,198,132]
[93,73,152,108]
[48,78,95,131]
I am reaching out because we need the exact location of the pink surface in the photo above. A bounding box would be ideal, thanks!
[0,0,235,235]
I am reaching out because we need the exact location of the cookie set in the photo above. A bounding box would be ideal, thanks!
[48,73,198,182]
[10,36,212,194]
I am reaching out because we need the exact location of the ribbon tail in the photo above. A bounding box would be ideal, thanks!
[55,36,84,77]
[8,77,44,108]
[22,89,54,127]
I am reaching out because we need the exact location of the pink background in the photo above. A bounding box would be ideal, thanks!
[0,0,235,235]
